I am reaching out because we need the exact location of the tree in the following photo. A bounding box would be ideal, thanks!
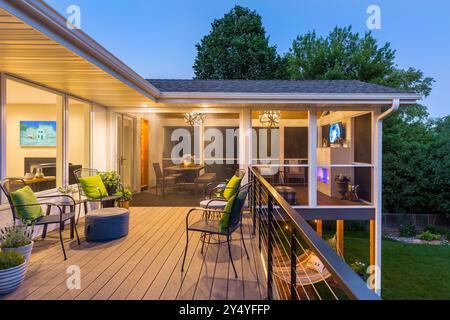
[193,6,287,80]
[285,26,434,95]
[286,27,395,82]
[428,117,450,216]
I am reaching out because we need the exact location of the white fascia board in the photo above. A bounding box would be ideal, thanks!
[157,92,421,105]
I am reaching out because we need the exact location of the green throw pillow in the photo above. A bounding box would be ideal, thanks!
[218,195,236,233]
[10,186,43,223]
[79,175,108,199]
[223,175,241,200]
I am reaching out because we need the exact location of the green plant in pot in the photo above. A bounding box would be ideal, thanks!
[57,185,77,204]
[0,224,34,262]
[115,188,133,209]
[0,251,27,295]
[100,171,121,195]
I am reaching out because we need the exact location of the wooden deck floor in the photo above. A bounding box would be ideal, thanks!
[1,207,266,300]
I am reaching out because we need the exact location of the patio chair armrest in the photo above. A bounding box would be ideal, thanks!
[204,198,227,209]
[186,207,227,226]
[37,194,76,207]
[11,203,65,222]
[205,182,227,198]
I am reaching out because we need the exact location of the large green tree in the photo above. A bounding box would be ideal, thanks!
[193,6,286,80]
[428,116,450,216]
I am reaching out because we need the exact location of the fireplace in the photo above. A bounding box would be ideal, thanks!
[317,167,330,184]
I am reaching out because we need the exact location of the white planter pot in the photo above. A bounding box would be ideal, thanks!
[2,242,34,263]
[0,261,27,295]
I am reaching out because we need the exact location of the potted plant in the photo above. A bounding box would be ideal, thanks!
[116,188,133,209]
[0,251,27,295]
[335,175,350,200]
[100,171,121,195]
[0,224,34,262]
[58,185,77,204]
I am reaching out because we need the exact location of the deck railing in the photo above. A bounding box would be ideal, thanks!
[249,167,380,300]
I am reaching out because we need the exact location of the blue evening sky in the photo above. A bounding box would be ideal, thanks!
[46,0,449,117]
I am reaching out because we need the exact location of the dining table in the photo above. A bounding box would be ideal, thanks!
[162,164,206,196]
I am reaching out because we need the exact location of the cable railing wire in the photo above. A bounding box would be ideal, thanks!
[250,167,381,301]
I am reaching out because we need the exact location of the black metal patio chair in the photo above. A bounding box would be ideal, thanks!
[73,168,122,214]
[181,184,250,279]
[0,178,81,260]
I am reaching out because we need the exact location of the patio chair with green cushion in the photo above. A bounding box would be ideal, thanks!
[182,184,250,279]
[0,179,81,260]
[200,169,246,210]
[74,168,122,214]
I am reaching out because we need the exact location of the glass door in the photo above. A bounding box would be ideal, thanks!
[117,114,135,189]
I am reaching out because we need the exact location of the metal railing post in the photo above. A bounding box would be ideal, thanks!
[267,194,274,300]
[258,180,262,252]
[290,226,297,300]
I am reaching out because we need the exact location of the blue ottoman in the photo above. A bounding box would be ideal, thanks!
[85,208,129,242]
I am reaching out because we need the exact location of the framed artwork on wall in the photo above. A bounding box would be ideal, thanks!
[20,121,57,147]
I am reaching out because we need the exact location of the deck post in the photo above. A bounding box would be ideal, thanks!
[316,220,323,237]
[370,220,376,267]
[336,220,345,257]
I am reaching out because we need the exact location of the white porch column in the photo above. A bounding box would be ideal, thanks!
[0,73,6,202]
[373,108,383,295]
[239,108,252,184]
[308,110,317,207]
[61,94,69,186]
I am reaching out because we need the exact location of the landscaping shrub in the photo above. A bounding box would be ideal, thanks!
[418,231,442,241]
[399,224,417,237]
[424,224,437,234]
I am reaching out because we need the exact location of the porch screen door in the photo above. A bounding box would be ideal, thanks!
[117,114,134,189]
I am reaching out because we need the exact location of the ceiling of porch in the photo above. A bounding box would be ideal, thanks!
[0,6,156,108]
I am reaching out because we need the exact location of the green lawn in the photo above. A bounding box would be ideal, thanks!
[342,232,450,300]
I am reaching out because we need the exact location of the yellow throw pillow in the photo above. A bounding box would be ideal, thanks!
[223,175,241,200]
[218,195,236,232]
[79,175,108,199]
[10,186,43,223]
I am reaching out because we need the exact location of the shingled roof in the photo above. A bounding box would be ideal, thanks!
[147,79,410,95]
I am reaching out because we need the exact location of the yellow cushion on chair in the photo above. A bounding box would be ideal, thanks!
[223,175,241,200]
[10,186,43,223]
[79,175,108,199]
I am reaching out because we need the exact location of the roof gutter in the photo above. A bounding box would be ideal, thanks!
[378,98,400,121]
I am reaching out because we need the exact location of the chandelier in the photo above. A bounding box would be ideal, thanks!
[184,112,206,126]
[259,111,281,127]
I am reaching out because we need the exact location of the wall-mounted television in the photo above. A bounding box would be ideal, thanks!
[329,122,345,145]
